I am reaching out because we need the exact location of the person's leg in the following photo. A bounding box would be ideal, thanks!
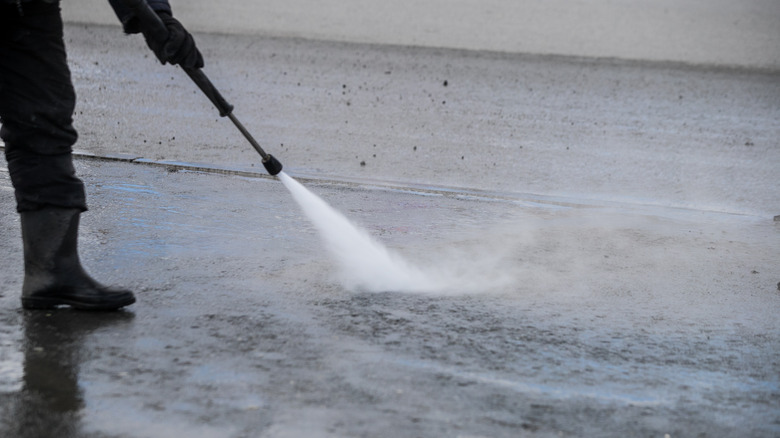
[0,1,135,310]
[0,1,84,212]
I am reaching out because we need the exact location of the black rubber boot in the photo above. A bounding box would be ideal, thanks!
[20,207,136,310]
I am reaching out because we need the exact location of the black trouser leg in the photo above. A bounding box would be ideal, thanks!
[2,2,135,310]
[0,0,86,213]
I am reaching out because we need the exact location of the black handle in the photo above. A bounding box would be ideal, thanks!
[183,68,234,117]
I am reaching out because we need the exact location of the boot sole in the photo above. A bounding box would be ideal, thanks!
[22,294,136,311]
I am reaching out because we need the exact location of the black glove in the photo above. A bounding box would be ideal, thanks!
[141,12,204,69]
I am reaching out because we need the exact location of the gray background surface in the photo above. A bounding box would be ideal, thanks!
[64,0,780,69]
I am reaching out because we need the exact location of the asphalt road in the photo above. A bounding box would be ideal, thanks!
[0,10,779,438]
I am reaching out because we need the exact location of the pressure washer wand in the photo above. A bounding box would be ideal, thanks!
[181,69,283,175]
[121,0,283,176]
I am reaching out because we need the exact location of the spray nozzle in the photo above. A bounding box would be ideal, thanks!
[263,154,283,176]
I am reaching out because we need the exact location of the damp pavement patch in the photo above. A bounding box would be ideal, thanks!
[1,157,779,437]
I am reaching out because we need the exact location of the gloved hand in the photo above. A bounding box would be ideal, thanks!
[140,11,204,69]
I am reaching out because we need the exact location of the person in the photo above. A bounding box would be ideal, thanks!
[0,0,203,310]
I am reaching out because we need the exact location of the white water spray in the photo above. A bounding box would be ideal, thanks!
[279,172,443,292]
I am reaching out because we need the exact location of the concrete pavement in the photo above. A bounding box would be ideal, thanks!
[60,24,780,216]
[0,3,779,436]
[1,156,779,437]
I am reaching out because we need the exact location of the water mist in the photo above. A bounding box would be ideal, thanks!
[279,172,445,293]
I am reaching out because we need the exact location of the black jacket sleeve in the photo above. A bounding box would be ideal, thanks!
[108,0,173,34]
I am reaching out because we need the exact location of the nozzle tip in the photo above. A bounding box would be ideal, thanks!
[263,155,283,176]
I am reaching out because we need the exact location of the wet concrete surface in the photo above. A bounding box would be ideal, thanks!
[1,20,780,438]
[1,158,779,437]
